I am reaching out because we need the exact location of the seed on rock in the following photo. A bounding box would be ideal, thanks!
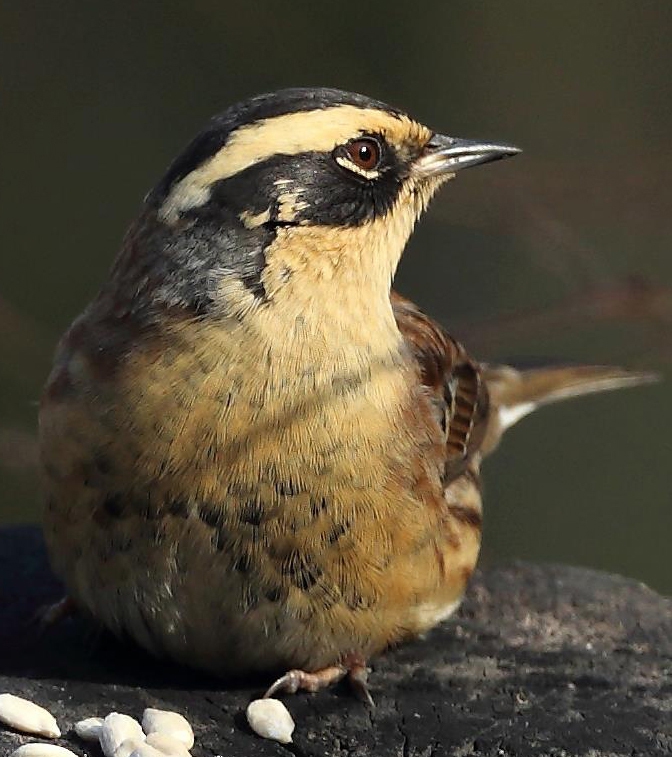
[9,745,78,757]
[141,708,194,749]
[99,713,145,757]
[73,717,103,742]
[127,743,165,757]
[114,739,146,757]
[246,698,295,744]
[0,693,61,738]
[145,733,191,757]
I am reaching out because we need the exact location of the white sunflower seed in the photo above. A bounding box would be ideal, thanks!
[0,693,61,738]
[73,716,103,742]
[99,713,145,757]
[145,733,191,757]
[141,709,194,749]
[246,698,295,744]
[9,745,78,757]
[127,743,165,757]
[114,738,145,757]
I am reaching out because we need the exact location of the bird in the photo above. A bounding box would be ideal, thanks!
[38,87,655,704]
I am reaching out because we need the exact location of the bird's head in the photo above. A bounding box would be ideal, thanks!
[121,88,518,342]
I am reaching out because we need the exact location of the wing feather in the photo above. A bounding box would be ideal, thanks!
[391,291,489,481]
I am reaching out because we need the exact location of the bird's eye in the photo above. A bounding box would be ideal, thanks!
[344,138,381,171]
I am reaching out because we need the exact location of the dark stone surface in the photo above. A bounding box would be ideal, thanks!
[1,525,670,756]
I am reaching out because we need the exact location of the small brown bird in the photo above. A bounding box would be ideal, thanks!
[38,88,653,702]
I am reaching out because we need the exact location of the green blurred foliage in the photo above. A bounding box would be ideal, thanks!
[1,1,670,591]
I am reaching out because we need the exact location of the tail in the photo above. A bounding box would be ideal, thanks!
[480,363,659,455]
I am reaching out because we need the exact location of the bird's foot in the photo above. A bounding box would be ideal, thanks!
[263,665,347,697]
[263,653,374,706]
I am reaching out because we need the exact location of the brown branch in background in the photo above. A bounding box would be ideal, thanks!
[505,191,614,288]
[455,276,672,362]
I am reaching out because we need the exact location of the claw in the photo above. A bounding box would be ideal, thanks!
[263,665,346,698]
[264,670,302,697]
[348,664,376,708]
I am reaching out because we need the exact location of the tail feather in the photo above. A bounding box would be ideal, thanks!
[481,363,659,454]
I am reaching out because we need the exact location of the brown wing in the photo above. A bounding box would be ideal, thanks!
[391,291,490,482]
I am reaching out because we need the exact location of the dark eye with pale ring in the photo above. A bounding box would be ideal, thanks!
[343,138,381,171]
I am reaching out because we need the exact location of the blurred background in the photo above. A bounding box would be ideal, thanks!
[1,1,670,593]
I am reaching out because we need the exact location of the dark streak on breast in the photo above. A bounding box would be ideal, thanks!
[447,503,483,529]
[198,501,225,529]
[239,499,265,526]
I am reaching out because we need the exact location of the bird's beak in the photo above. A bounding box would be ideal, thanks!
[414,134,521,178]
